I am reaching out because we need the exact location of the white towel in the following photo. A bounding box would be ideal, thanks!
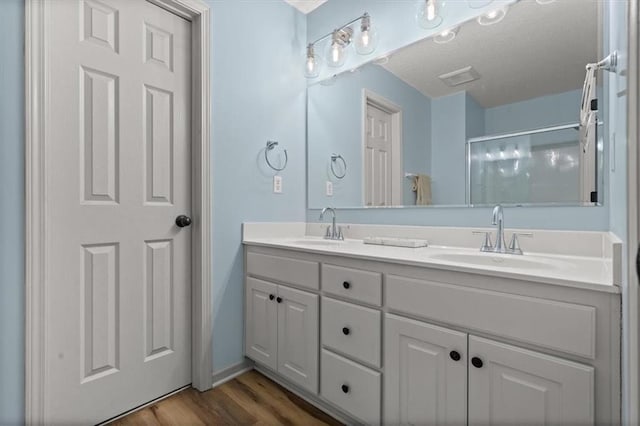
[412,174,432,206]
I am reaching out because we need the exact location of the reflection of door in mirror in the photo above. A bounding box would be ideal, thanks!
[364,93,402,206]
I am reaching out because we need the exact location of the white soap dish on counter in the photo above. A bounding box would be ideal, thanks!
[363,236,428,248]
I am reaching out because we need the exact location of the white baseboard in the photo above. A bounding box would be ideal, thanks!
[211,359,254,388]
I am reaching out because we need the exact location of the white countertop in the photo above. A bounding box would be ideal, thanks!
[243,236,619,294]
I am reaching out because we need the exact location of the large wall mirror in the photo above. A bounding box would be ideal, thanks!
[307,0,607,209]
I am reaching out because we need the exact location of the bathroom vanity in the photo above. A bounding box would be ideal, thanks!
[242,224,621,425]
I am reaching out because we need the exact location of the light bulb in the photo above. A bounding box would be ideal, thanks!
[477,5,508,25]
[326,30,348,67]
[417,0,443,29]
[304,44,322,78]
[355,13,379,55]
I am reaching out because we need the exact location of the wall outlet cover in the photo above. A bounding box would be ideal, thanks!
[273,175,283,193]
[326,181,333,196]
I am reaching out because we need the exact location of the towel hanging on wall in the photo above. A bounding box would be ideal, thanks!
[412,174,432,206]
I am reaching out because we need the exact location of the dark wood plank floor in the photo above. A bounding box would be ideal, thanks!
[110,370,343,425]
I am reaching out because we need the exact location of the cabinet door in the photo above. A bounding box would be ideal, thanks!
[469,335,594,425]
[245,277,278,370]
[384,314,467,425]
[277,285,319,393]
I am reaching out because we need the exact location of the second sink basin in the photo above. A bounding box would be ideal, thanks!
[428,252,560,270]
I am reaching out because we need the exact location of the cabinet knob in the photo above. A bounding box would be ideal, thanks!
[276,297,283,303]
[343,281,351,289]
[269,294,275,301]
[341,384,350,394]
[449,350,461,362]
[342,327,350,336]
[471,357,483,368]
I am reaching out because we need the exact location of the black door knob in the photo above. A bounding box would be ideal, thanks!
[449,350,461,361]
[471,357,483,368]
[269,294,275,301]
[342,327,350,336]
[175,215,192,228]
[343,281,351,289]
[341,384,350,394]
[276,297,283,303]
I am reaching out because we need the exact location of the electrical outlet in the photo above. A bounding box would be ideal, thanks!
[273,175,282,193]
[326,181,334,196]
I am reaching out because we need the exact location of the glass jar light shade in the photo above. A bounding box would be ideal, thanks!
[304,44,322,78]
[417,0,443,29]
[477,5,508,25]
[354,13,379,55]
[466,0,493,8]
[326,31,348,68]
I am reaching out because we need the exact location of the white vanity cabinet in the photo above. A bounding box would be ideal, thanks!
[245,275,319,393]
[243,244,620,425]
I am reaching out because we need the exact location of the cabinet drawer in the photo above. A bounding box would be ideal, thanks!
[322,297,381,367]
[322,264,382,306]
[321,350,381,424]
[247,252,319,290]
[387,275,597,359]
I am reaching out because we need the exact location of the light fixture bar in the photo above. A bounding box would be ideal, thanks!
[309,12,369,46]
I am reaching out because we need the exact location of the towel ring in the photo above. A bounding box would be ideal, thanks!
[330,154,347,179]
[265,140,288,172]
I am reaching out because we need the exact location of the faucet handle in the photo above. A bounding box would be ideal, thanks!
[508,232,533,255]
[337,226,345,241]
[472,231,493,251]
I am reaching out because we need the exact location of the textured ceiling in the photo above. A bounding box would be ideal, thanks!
[381,0,600,108]
[283,0,327,14]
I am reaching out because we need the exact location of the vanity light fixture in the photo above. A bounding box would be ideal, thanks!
[477,5,508,26]
[434,27,458,43]
[417,0,443,29]
[304,44,322,78]
[304,12,379,77]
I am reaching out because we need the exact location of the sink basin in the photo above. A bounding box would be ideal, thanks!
[428,252,560,270]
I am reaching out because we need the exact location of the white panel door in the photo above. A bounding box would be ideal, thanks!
[384,314,467,426]
[468,335,595,425]
[277,285,319,393]
[46,1,192,423]
[245,277,278,370]
[365,103,393,206]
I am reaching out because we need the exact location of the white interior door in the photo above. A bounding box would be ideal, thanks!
[365,102,394,206]
[46,0,192,423]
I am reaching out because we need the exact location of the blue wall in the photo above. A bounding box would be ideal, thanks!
[0,1,306,422]
[306,0,609,231]
[0,1,24,424]
[210,0,307,371]
[307,63,431,208]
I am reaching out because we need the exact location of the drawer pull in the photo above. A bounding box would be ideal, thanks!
[342,327,351,336]
[343,281,351,289]
[269,294,275,301]
[449,350,461,362]
[276,296,283,303]
[341,384,350,394]
[471,356,484,368]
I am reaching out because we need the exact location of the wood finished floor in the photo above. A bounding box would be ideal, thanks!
[110,370,343,426]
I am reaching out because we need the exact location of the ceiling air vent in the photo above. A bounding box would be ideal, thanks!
[438,66,481,87]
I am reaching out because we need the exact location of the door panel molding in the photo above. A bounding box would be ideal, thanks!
[24,0,212,422]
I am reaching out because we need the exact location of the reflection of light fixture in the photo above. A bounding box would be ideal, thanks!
[467,0,494,8]
[434,27,458,43]
[477,5,508,25]
[535,0,556,4]
[354,12,379,55]
[305,11,380,77]
[417,0,443,29]
[304,44,322,78]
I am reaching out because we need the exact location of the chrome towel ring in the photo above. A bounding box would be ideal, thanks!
[330,153,347,179]
[265,140,288,172]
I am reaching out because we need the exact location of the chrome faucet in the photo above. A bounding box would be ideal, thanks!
[319,207,343,240]
[491,205,507,253]
[474,205,532,255]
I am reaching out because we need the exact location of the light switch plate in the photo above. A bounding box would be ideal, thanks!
[273,175,283,193]
[326,181,333,196]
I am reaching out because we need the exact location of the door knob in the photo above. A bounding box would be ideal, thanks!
[175,215,192,228]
